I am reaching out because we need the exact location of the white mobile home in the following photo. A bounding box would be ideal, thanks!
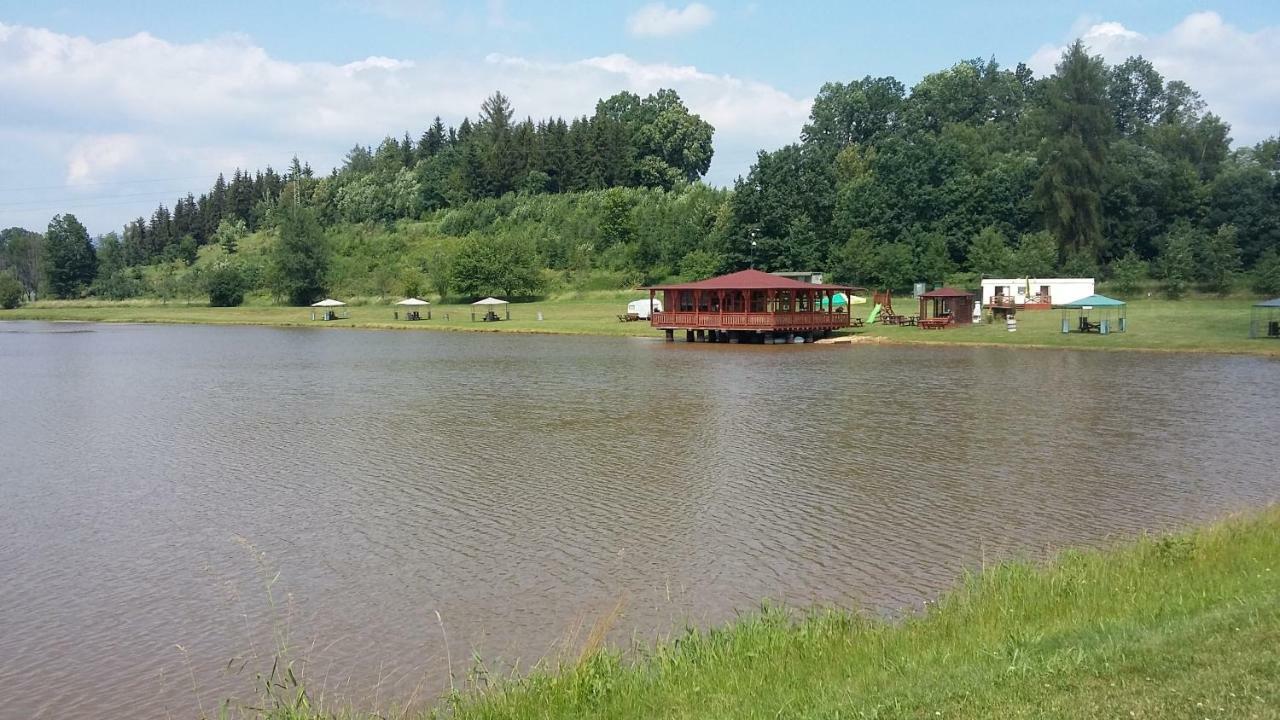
[981,278,1095,309]
[626,297,663,319]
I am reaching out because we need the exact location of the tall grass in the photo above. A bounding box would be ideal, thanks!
[240,506,1280,719]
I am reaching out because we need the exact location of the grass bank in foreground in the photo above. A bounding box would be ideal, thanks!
[4,295,1279,356]
[258,507,1280,720]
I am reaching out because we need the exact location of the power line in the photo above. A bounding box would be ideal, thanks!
[0,175,211,193]
[0,195,202,217]
[0,189,198,209]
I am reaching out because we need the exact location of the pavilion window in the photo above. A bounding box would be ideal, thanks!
[679,291,694,312]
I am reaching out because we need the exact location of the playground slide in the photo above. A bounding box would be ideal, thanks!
[866,303,882,325]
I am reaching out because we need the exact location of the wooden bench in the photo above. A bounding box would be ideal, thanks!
[919,317,952,330]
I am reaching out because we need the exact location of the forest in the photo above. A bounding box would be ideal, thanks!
[1,41,1278,309]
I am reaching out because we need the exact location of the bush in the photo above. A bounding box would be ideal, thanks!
[92,268,146,300]
[0,271,23,309]
[204,262,247,307]
[1154,222,1197,300]
[1252,249,1280,296]
[678,249,722,280]
[1109,251,1147,297]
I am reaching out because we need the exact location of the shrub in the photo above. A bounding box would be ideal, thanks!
[0,270,23,309]
[204,262,247,307]
[92,268,146,300]
[1109,251,1147,297]
[678,249,722,280]
[1252,249,1280,296]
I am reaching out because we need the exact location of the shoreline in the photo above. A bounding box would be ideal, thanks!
[5,303,1280,358]
[238,505,1280,719]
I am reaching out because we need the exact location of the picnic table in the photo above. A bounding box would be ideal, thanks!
[1078,317,1101,333]
[919,317,952,330]
[849,318,865,328]
[617,312,641,322]
[899,315,919,327]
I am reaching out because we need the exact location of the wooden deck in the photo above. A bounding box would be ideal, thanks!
[651,311,852,331]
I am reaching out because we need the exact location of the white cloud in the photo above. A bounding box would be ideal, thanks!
[0,21,806,233]
[1029,12,1280,145]
[626,2,715,38]
[65,135,143,185]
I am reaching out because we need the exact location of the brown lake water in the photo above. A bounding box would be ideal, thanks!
[1,321,1277,719]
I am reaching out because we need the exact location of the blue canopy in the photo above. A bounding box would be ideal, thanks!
[1056,294,1126,309]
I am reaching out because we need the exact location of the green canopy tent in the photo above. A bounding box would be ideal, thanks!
[819,292,866,312]
[1250,297,1280,339]
[1056,294,1126,334]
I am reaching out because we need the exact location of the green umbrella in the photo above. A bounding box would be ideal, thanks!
[820,292,849,309]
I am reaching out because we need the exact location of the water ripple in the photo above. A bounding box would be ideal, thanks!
[1,323,1277,718]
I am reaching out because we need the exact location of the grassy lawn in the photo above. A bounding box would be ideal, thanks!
[249,506,1280,720]
[4,294,1279,356]
[863,296,1279,355]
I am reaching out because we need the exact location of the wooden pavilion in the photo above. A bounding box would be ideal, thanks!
[917,288,975,328]
[645,269,863,343]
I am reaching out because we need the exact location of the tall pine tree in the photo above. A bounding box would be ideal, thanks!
[1034,40,1111,261]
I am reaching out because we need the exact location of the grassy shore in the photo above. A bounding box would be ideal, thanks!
[4,294,1279,355]
[249,507,1280,720]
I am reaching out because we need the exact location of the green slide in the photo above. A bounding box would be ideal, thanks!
[866,303,882,325]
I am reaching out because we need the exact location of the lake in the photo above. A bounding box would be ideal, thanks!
[1,321,1276,719]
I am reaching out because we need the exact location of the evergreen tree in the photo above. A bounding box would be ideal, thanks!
[269,205,329,305]
[215,218,247,255]
[418,117,446,159]
[42,214,97,298]
[148,205,173,259]
[1035,40,1111,262]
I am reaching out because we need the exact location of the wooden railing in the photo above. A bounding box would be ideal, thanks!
[989,294,1051,308]
[651,311,851,330]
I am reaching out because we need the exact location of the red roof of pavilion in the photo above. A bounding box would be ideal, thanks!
[645,269,861,292]
[919,287,974,298]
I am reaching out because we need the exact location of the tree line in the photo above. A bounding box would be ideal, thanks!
[725,41,1279,295]
[3,43,1278,309]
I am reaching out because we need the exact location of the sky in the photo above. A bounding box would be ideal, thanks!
[2,1,1278,235]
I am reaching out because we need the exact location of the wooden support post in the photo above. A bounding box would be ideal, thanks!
[686,330,695,342]
[665,328,674,342]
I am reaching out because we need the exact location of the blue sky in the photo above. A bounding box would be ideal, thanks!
[2,1,1278,234]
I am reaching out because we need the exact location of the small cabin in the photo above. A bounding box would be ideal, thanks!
[645,269,863,343]
[981,278,1095,311]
